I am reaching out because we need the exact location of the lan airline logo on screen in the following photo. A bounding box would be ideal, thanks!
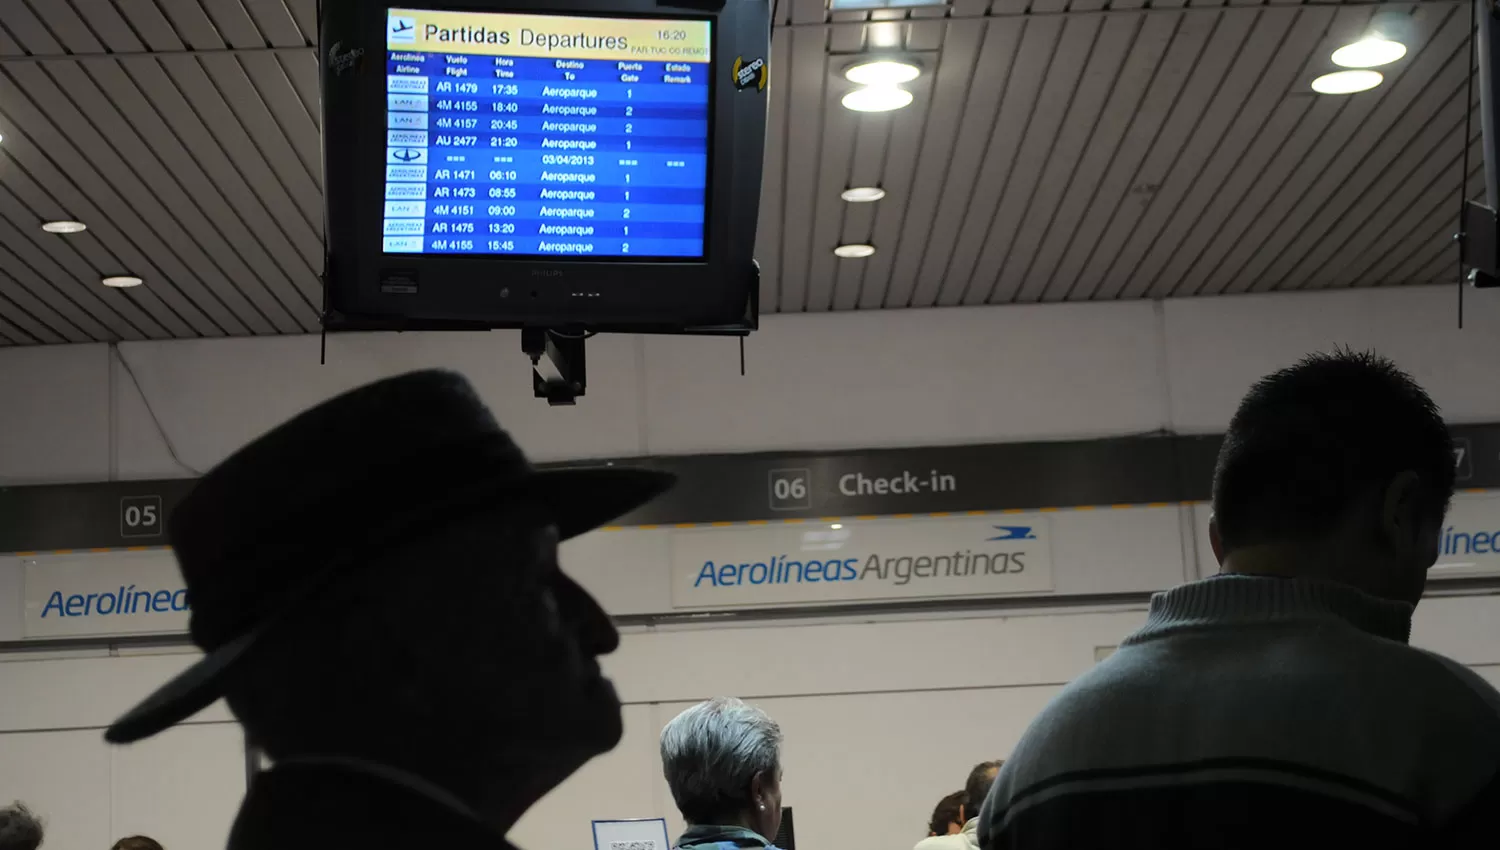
[390,15,417,44]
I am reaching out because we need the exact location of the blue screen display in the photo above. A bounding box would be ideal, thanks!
[381,9,711,259]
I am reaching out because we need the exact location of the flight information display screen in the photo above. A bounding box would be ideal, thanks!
[382,8,711,259]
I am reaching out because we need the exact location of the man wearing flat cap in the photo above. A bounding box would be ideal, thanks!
[105,371,674,850]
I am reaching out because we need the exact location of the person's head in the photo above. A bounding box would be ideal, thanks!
[101,372,673,834]
[926,790,967,836]
[111,837,163,850]
[1210,349,1454,604]
[223,501,623,831]
[963,761,1002,822]
[0,803,42,850]
[660,697,784,840]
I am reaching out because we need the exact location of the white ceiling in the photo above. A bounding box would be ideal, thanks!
[0,0,1475,345]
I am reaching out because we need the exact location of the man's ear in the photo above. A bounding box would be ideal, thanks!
[749,770,765,809]
[1209,515,1225,565]
[1382,470,1423,551]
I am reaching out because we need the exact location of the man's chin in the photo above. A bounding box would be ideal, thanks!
[588,675,624,749]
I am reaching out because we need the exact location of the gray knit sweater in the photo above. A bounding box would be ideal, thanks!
[980,575,1500,849]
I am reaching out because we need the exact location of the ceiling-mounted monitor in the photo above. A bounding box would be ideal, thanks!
[318,0,769,333]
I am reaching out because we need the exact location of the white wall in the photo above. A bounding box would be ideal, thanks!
[4,284,1500,485]
[0,650,243,850]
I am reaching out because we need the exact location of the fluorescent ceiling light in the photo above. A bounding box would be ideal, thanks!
[831,0,947,9]
[1311,69,1383,94]
[867,22,902,49]
[841,186,887,202]
[1331,37,1406,68]
[845,59,920,86]
[842,85,914,112]
[834,244,876,258]
[102,275,144,288]
[41,220,87,234]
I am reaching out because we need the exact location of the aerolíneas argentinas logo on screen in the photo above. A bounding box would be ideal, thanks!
[692,525,1032,589]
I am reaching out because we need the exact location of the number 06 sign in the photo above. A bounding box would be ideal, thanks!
[768,468,811,511]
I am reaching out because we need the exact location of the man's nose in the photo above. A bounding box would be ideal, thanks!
[556,572,619,655]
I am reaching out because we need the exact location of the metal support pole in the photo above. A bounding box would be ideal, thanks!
[1478,0,1499,209]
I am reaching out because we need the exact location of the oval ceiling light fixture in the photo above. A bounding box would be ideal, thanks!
[41,220,88,234]
[1311,69,1383,95]
[841,186,887,203]
[1331,37,1407,68]
[844,59,920,86]
[102,275,144,288]
[842,85,914,112]
[833,243,876,258]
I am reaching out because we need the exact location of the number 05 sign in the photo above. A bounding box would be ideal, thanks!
[120,495,164,539]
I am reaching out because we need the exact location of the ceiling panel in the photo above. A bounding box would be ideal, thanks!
[0,0,1478,345]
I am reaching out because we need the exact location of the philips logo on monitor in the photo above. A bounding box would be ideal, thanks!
[389,15,418,44]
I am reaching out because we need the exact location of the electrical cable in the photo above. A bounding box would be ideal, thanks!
[112,344,204,477]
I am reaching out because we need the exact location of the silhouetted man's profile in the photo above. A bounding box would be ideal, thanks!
[104,371,674,850]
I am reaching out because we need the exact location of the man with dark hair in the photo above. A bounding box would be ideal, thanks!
[0,803,42,850]
[111,837,164,850]
[916,762,1001,850]
[926,791,967,837]
[981,351,1500,849]
[100,371,674,850]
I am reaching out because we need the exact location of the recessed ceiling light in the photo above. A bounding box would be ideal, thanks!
[841,186,886,203]
[1331,37,1406,68]
[102,275,143,288]
[41,220,87,234]
[842,85,914,112]
[1311,69,1383,94]
[834,243,876,258]
[830,523,843,529]
[844,59,920,86]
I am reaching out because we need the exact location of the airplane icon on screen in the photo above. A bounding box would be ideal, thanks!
[389,16,417,43]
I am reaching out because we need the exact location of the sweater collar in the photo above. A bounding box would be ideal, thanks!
[1128,574,1414,645]
[676,825,776,850]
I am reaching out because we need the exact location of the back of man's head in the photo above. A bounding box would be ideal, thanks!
[963,761,1002,822]
[0,803,42,850]
[1212,349,1453,601]
[927,790,967,835]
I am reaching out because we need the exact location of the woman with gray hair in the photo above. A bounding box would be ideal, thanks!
[660,697,784,850]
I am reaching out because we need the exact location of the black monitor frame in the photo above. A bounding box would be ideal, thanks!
[318,0,769,334]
